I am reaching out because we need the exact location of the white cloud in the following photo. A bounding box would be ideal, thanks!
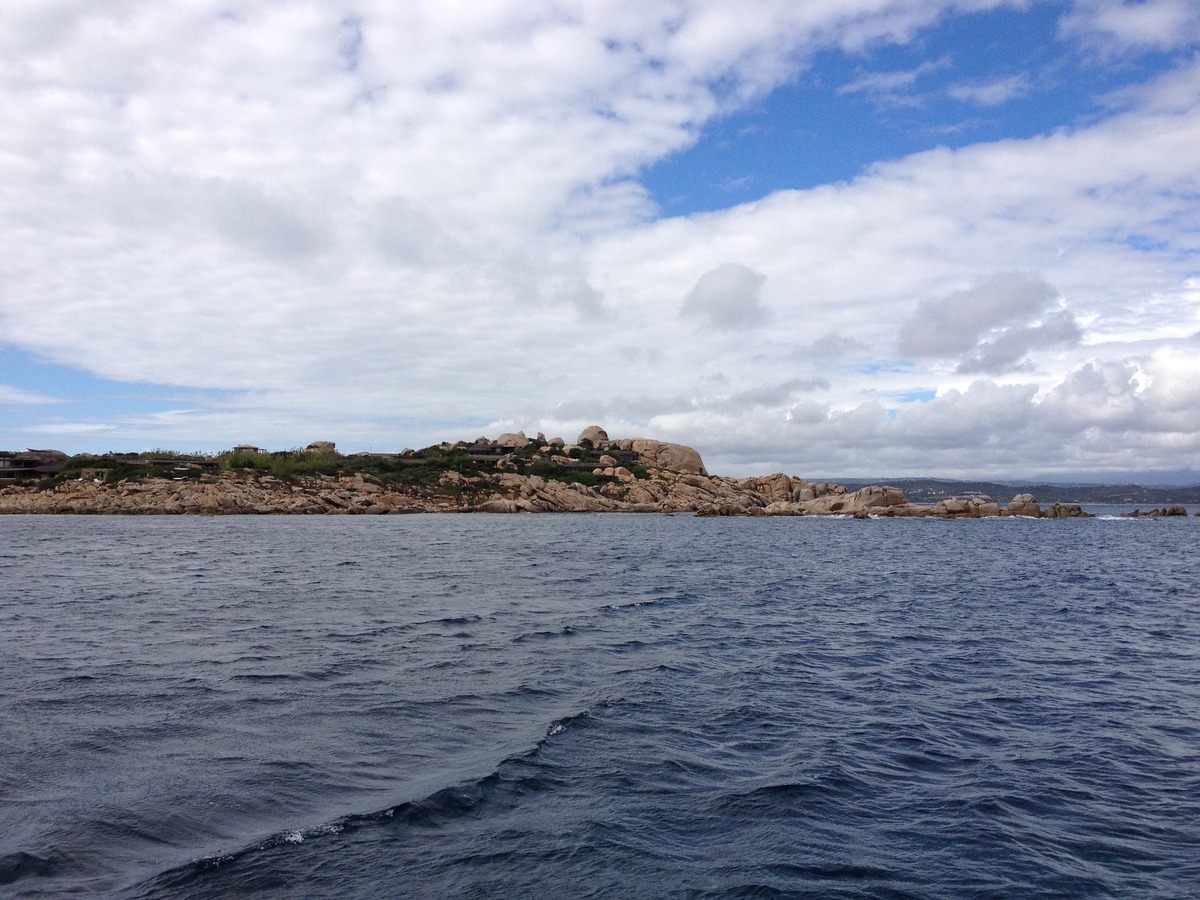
[899,272,1061,356]
[26,422,115,434]
[0,384,62,405]
[837,56,952,104]
[2,1,1013,388]
[955,311,1082,374]
[639,357,1200,478]
[580,58,1200,473]
[948,72,1030,105]
[680,263,769,329]
[1061,0,1200,52]
[898,272,1082,374]
[1,1,1199,477]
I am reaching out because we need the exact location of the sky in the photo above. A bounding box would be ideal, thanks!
[2,0,1200,480]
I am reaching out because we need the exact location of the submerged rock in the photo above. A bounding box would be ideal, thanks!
[1041,502,1093,519]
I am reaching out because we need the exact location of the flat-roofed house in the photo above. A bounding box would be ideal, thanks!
[0,449,68,479]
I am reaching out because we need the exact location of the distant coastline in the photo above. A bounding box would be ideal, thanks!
[3,427,1195,518]
[835,477,1200,507]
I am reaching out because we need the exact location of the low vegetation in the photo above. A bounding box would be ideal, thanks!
[56,455,207,485]
[41,443,651,490]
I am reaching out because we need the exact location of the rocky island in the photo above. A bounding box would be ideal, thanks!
[0,427,1096,518]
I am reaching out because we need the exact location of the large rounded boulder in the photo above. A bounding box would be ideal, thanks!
[577,425,609,445]
[495,431,531,448]
[1007,493,1041,517]
[630,439,707,475]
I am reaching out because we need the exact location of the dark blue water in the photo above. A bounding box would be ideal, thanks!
[2,514,1198,898]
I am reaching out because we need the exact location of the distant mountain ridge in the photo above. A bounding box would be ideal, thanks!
[833,478,1200,505]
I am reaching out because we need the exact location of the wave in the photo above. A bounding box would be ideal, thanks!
[0,851,57,887]
[126,709,597,897]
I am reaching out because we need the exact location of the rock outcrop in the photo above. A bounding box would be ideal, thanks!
[577,425,609,445]
[495,432,531,448]
[1007,493,1041,517]
[630,439,707,475]
[0,472,1096,519]
[1122,506,1190,517]
[1040,502,1091,519]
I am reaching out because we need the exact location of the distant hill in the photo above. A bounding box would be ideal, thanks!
[833,478,1200,505]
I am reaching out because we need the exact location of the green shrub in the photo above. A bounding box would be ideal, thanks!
[220,450,270,471]
[58,455,110,478]
[526,459,561,478]
[104,463,183,483]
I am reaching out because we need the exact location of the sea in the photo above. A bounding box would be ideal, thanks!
[2,509,1198,898]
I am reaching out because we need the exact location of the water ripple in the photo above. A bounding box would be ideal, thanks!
[1,514,1198,897]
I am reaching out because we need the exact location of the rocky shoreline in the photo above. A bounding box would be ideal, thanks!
[0,425,1118,518]
[0,469,1094,518]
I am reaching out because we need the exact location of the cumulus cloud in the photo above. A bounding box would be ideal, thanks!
[680,263,769,329]
[655,358,1200,478]
[899,273,1059,356]
[898,273,1081,373]
[956,311,1083,374]
[1038,360,1146,429]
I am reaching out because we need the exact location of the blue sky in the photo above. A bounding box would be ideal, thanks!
[645,3,1185,212]
[2,1,1200,479]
